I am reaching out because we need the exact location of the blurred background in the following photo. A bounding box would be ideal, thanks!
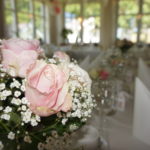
[0,0,150,150]
[0,0,149,48]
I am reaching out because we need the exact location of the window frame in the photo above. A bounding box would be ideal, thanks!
[64,1,101,44]
[3,0,49,43]
[117,0,150,43]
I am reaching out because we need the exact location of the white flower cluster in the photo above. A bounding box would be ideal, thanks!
[0,106,12,121]
[21,108,41,126]
[8,132,15,140]
[69,124,79,132]
[1,113,10,121]
[58,63,96,125]
[0,83,5,91]
[0,68,12,101]
[0,90,12,100]
[68,87,95,122]
[10,78,21,89]
[0,70,41,127]
[11,96,41,127]
[0,67,12,126]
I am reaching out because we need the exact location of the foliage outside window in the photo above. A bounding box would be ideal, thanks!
[64,2,101,44]
[34,1,45,40]
[143,0,150,13]
[4,0,48,42]
[17,0,33,39]
[117,0,150,43]
[141,0,150,43]
[65,3,81,43]
[4,0,17,37]
[83,2,101,43]
[117,0,138,42]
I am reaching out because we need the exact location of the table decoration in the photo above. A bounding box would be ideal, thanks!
[89,51,129,116]
[0,39,96,150]
[115,39,134,54]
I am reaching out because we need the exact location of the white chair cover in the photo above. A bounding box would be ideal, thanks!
[133,58,150,146]
[133,78,150,146]
[138,58,150,89]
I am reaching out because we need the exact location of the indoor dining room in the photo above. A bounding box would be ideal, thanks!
[0,0,150,150]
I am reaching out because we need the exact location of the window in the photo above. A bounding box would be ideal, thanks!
[34,1,45,40]
[3,0,48,43]
[65,3,81,43]
[64,2,101,44]
[141,0,150,43]
[4,0,17,37]
[83,2,101,43]
[17,0,33,39]
[117,0,150,43]
[143,0,150,14]
[117,0,138,42]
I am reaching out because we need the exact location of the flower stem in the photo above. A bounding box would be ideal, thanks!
[0,121,10,132]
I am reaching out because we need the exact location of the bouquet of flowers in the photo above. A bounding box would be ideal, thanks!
[0,39,96,150]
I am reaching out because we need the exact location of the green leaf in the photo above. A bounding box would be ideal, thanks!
[10,112,21,125]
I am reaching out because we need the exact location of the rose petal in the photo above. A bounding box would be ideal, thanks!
[61,93,72,112]
[18,51,39,77]
[27,60,47,88]
[52,83,69,111]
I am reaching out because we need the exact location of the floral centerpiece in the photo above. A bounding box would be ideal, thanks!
[0,39,96,150]
[115,39,134,54]
[89,68,110,81]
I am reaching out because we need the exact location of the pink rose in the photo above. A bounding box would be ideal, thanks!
[53,51,70,62]
[25,60,72,117]
[0,39,42,77]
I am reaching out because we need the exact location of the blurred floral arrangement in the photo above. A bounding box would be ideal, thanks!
[89,68,110,81]
[90,53,128,80]
[115,39,134,53]
[0,39,96,150]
